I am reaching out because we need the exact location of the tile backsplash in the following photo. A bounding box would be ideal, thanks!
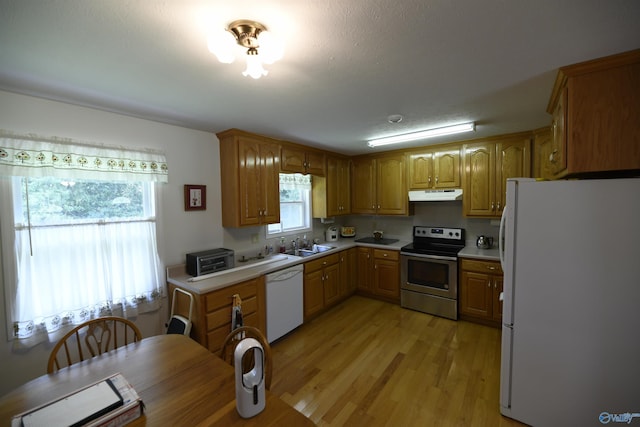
[314,201,499,246]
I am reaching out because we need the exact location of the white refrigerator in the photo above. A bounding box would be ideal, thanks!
[499,177,640,427]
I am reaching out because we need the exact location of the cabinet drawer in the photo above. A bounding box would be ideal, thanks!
[460,258,503,275]
[206,311,259,354]
[305,253,339,272]
[205,295,257,332]
[204,279,258,313]
[373,249,399,261]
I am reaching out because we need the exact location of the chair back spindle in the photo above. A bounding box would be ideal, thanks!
[47,316,142,373]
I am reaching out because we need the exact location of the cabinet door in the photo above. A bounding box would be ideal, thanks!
[459,270,492,318]
[305,151,326,176]
[496,138,531,214]
[376,154,406,215]
[433,148,461,188]
[346,248,357,293]
[356,247,373,291]
[373,258,399,299]
[408,152,434,189]
[323,263,340,306]
[281,147,325,176]
[238,138,263,226]
[304,270,324,319]
[351,158,376,214]
[281,147,306,174]
[463,143,496,216]
[550,87,567,175]
[260,142,281,224]
[337,158,351,214]
[533,128,554,180]
[325,156,341,216]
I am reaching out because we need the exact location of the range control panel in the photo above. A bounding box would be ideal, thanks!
[413,226,464,241]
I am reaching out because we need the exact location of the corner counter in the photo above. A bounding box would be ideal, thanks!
[458,246,500,261]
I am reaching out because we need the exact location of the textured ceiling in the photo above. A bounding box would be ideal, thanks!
[1,0,639,155]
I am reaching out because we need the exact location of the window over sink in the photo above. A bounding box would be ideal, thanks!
[267,173,312,237]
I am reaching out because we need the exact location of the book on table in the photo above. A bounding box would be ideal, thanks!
[12,373,143,427]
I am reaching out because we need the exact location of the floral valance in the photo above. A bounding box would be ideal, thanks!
[280,173,311,190]
[0,131,168,182]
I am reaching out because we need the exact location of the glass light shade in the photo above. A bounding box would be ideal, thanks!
[208,29,237,64]
[242,52,268,79]
[367,122,476,147]
[257,31,284,64]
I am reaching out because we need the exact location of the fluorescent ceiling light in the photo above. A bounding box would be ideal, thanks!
[367,122,476,147]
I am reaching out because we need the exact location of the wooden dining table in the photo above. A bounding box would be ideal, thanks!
[0,334,315,426]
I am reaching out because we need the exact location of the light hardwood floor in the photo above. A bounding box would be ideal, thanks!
[270,296,527,427]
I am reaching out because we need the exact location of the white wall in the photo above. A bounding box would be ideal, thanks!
[0,90,223,395]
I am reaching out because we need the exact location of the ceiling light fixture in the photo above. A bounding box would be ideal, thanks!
[367,122,476,147]
[208,20,284,79]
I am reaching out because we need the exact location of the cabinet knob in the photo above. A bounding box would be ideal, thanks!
[497,202,501,211]
[383,253,388,257]
[435,176,439,184]
[487,281,491,288]
[550,149,558,163]
[491,202,495,211]
[428,176,432,185]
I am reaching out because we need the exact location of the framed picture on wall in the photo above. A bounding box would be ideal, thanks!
[184,185,206,211]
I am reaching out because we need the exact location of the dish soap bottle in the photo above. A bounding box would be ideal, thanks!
[279,237,286,253]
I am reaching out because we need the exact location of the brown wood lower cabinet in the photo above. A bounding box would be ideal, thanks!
[304,249,358,321]
[304,253,339,321]
[459,258,503,327]
[168,277,266,354]
[356,247,400,303]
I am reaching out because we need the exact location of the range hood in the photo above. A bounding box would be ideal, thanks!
[408,189,463,202]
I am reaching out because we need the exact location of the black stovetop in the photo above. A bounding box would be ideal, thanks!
[400,226,465,257]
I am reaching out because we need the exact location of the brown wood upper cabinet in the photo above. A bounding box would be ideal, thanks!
[217,129,281,227]
[312,155,351,217]
[546,49,640,177]
[533,127,554,180]
[281,145,326,176]
[351,153,408,215]
[463,135,531,217]
[408,146,461,189]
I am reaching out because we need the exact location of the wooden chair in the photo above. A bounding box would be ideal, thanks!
[47,316,142,373]
[220,326,272,390]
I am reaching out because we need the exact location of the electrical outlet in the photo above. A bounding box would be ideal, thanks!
[251,234,259,244]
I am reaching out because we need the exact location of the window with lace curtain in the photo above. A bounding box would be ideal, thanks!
[0,133,168,342]
[266,173,312,237]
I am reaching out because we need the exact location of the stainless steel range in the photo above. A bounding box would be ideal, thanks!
[400,226,465,320]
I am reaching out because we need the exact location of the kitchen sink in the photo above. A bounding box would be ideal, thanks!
[297,245,335,257]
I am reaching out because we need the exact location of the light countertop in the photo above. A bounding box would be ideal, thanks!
[458,246,501,261]
[167,238,411,294]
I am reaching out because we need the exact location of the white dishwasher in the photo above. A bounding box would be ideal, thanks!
[265,264,304,343]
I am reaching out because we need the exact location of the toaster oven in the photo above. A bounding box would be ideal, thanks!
[186,248,235,277]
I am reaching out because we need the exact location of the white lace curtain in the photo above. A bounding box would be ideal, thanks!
[0,131,168,345]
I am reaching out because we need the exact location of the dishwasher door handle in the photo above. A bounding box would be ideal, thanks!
[267,268,304,282]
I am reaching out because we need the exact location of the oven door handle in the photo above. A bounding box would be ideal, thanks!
[400,252,457,262]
